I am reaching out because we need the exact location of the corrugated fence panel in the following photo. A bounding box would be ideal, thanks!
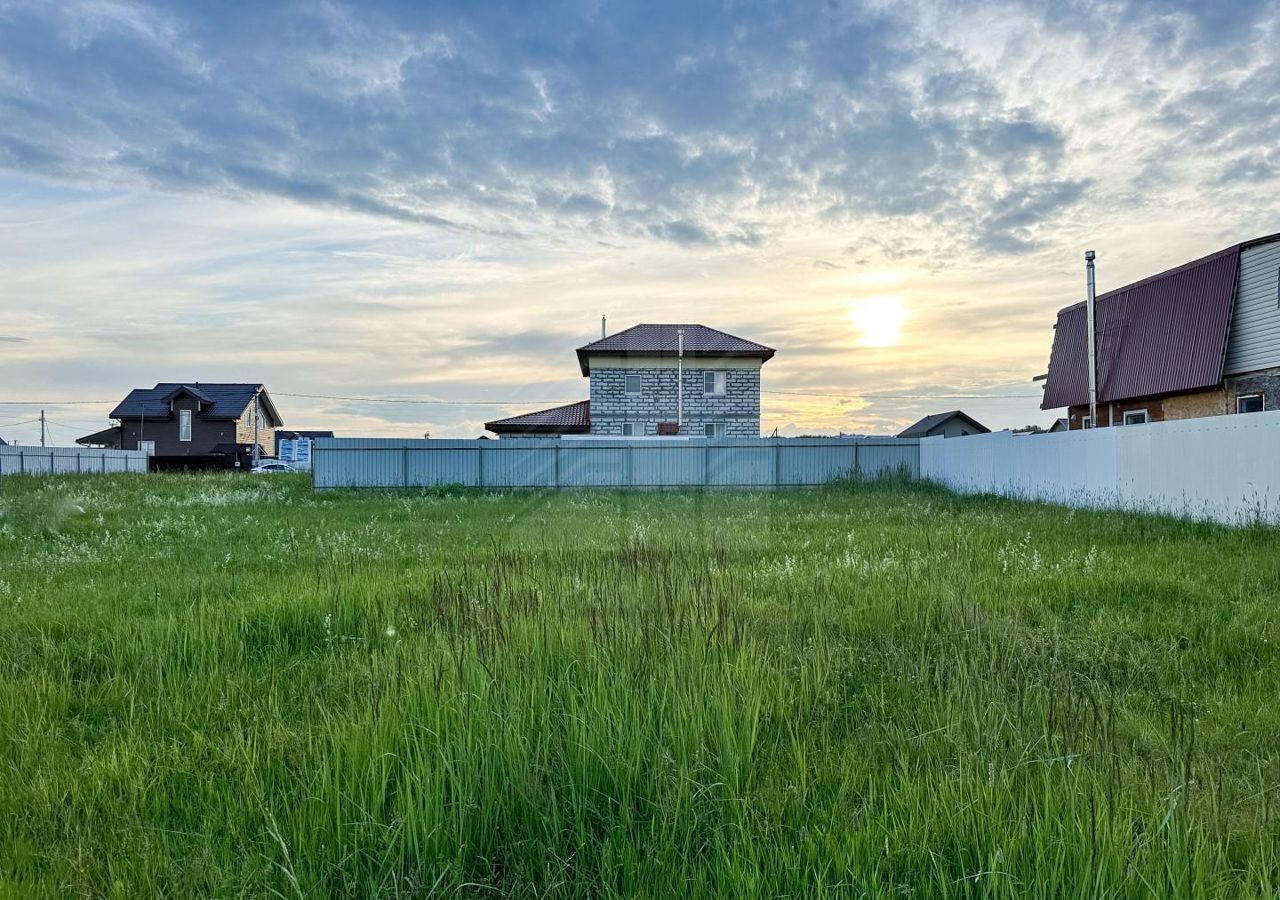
[708,443,773,486]
[406,445,480,486]
[779,440,857,484]
[921,411,1280,525]
[560,443,627,486]
[315,437,922,489]
[0,446,149,477]
[631,443,704,485]
[855,441,920,478]
[484,441,557,487]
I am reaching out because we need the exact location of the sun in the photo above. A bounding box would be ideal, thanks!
[848,294,907,347]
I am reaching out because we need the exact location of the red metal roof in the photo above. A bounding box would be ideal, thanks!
[485,400,590,435]
[576,324,774,375]
[1041,243,1246,409]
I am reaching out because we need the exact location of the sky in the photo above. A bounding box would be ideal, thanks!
[2,0,1279,443]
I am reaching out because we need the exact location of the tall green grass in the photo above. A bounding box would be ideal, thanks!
[1,473,1279,897]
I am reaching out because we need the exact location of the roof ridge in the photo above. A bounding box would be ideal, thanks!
[1054,238,1268,315]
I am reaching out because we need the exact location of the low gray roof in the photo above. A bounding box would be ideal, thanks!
[576,324,774,374]
[897,410,990,438]
[110,383,282,425]
[76,426,122,447]
[486,400,590,435]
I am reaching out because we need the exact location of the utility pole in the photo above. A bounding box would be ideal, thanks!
[1085,251,1098,429]
[252,388,261,467]
[40,409,46,447]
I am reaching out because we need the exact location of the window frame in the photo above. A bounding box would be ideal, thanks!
[703,421,725,438]
[703,370,726,396]
[621,422,639,437]
[1237,393,1265,414]
[1122,409,1148,426]
[138,440,156,456]
[1081,415,1092,430]
[624,373,642,395]
[179,408,193,442]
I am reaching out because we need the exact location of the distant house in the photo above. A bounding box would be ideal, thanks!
[275,429,334,469]
[897,410,990,439]
[79,383,282,465]
[1040,235,1280,428]
[486,323,775,438]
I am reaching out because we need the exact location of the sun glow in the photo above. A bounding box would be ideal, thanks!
[848,294,908,347]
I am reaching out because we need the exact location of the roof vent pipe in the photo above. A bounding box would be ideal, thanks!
[677,328,684,428]
[1085,250,1098,429]
[601,315,607,339]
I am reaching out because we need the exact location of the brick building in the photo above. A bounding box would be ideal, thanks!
[1040,235,1280,427]
[486,324,775,438]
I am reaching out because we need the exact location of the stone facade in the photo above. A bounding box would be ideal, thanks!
[589,366,761,436]
[1226,366,1280,413]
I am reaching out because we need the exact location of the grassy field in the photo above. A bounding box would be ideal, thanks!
[2,473,1279,898]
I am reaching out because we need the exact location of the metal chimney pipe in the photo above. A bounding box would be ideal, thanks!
[677,328,685,428]
[1085,250,1098,429]
[601,315,606,339]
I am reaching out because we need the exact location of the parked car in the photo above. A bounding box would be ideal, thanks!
[250,461,297,474]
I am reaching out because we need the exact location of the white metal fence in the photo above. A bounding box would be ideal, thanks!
[0,446,150,477]
[920,410,1280,525]
[314,437,919,489]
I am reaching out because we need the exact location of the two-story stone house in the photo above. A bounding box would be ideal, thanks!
[486,324,775,438]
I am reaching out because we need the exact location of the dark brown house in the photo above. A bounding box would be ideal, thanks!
[1040,235,1280,428]
[80,383,283,464]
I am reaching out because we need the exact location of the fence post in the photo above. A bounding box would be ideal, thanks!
[477,442,485,488]
[854,441,860,479]
[402,446,409,488]
[774,440,781,486]
[554,441,560,488]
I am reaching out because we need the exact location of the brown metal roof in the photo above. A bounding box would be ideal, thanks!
[1040,241,1254,409]
[485,400,590,435]
[576,324,774,375]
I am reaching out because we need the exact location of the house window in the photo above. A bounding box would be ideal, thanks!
[139,440,156,456]
[704,422,725,438]
[1238,394,1265,414]
[703,371,726,395]
[621,422,639,436]
[179,409,192,441]
[624,374,642,395]
[1122,410,1148,425]
[1081,416,1092,429]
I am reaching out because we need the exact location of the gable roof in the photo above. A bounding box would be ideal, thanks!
[576,324,774,375]
[485,400,590,435]
[897,410,991,438]
[110,383,282,425]
[1040,235,1280,410]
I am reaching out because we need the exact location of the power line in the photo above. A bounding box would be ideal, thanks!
[0,399,116,406]
[761,389,1042,401]
[273,391,581,406]
[0,385,1044,412]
